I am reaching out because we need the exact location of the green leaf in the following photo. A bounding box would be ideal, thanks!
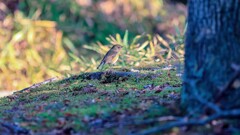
[131,35,141,46]
[137,41,149,51]
[123,30,128,46]
[11,31,25,44]
[174,25,181,36]
[83,45,98,52]
[116,34,122,44]
[183,23,188,34]
[63,37,78,54]
[69,52,82,63]
[167,49,172,59]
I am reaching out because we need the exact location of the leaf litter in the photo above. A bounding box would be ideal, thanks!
[0,69,186,134]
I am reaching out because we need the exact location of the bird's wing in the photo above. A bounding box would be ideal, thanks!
[101,49,117,63]
[97,61,104,69]
[97,49,115,69]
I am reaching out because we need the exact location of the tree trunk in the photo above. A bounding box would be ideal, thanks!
[182,0,240,113]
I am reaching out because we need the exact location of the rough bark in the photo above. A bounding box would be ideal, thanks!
[182,0,240,113]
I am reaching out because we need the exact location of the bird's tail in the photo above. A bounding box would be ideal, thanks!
[97,61,105,69]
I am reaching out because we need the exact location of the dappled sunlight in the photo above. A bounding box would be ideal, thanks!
[0,91,14,98]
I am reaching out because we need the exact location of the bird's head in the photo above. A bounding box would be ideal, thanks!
[112,44,123,51]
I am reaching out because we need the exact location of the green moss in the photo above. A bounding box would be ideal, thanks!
[0,68,182,133]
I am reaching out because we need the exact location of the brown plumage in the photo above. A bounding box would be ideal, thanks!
[97,45,123,69]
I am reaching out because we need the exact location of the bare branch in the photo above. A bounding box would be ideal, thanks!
[186,79,221,113]
[215,63,240,103]
[15,77,58,94]
[132,109,240,135]
[135,65,240,135]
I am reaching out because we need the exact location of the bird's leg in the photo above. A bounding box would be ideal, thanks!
[106,64,114,73]
[98,66,103,71]
[110,64,114,71]
[112,63,119,70]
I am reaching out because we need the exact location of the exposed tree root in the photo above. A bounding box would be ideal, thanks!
[132,109,240,135]
[133,64,240,135]
[61,71,150,83]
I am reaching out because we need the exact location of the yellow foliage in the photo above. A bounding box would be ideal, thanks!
[83,31,184,70]
[0,12,67,90]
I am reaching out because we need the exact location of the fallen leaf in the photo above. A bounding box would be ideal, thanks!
[57,117,66,128]
[155,89,162,93]
[63,99,71,106]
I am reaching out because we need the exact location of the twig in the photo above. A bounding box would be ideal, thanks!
[134,65,240,135]
[15,77,58,94]
[132,109,240,135]
[187,79,221,113]
[90,115,181,130]
[215,63,240,103]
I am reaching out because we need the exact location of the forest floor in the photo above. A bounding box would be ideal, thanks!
[0,65,237,135]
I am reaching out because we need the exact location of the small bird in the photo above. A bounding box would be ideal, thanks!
[97,44,123,69]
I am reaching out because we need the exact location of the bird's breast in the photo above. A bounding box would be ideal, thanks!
[112,54,119,64]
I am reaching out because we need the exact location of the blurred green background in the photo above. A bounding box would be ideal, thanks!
[0,0,186,91]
